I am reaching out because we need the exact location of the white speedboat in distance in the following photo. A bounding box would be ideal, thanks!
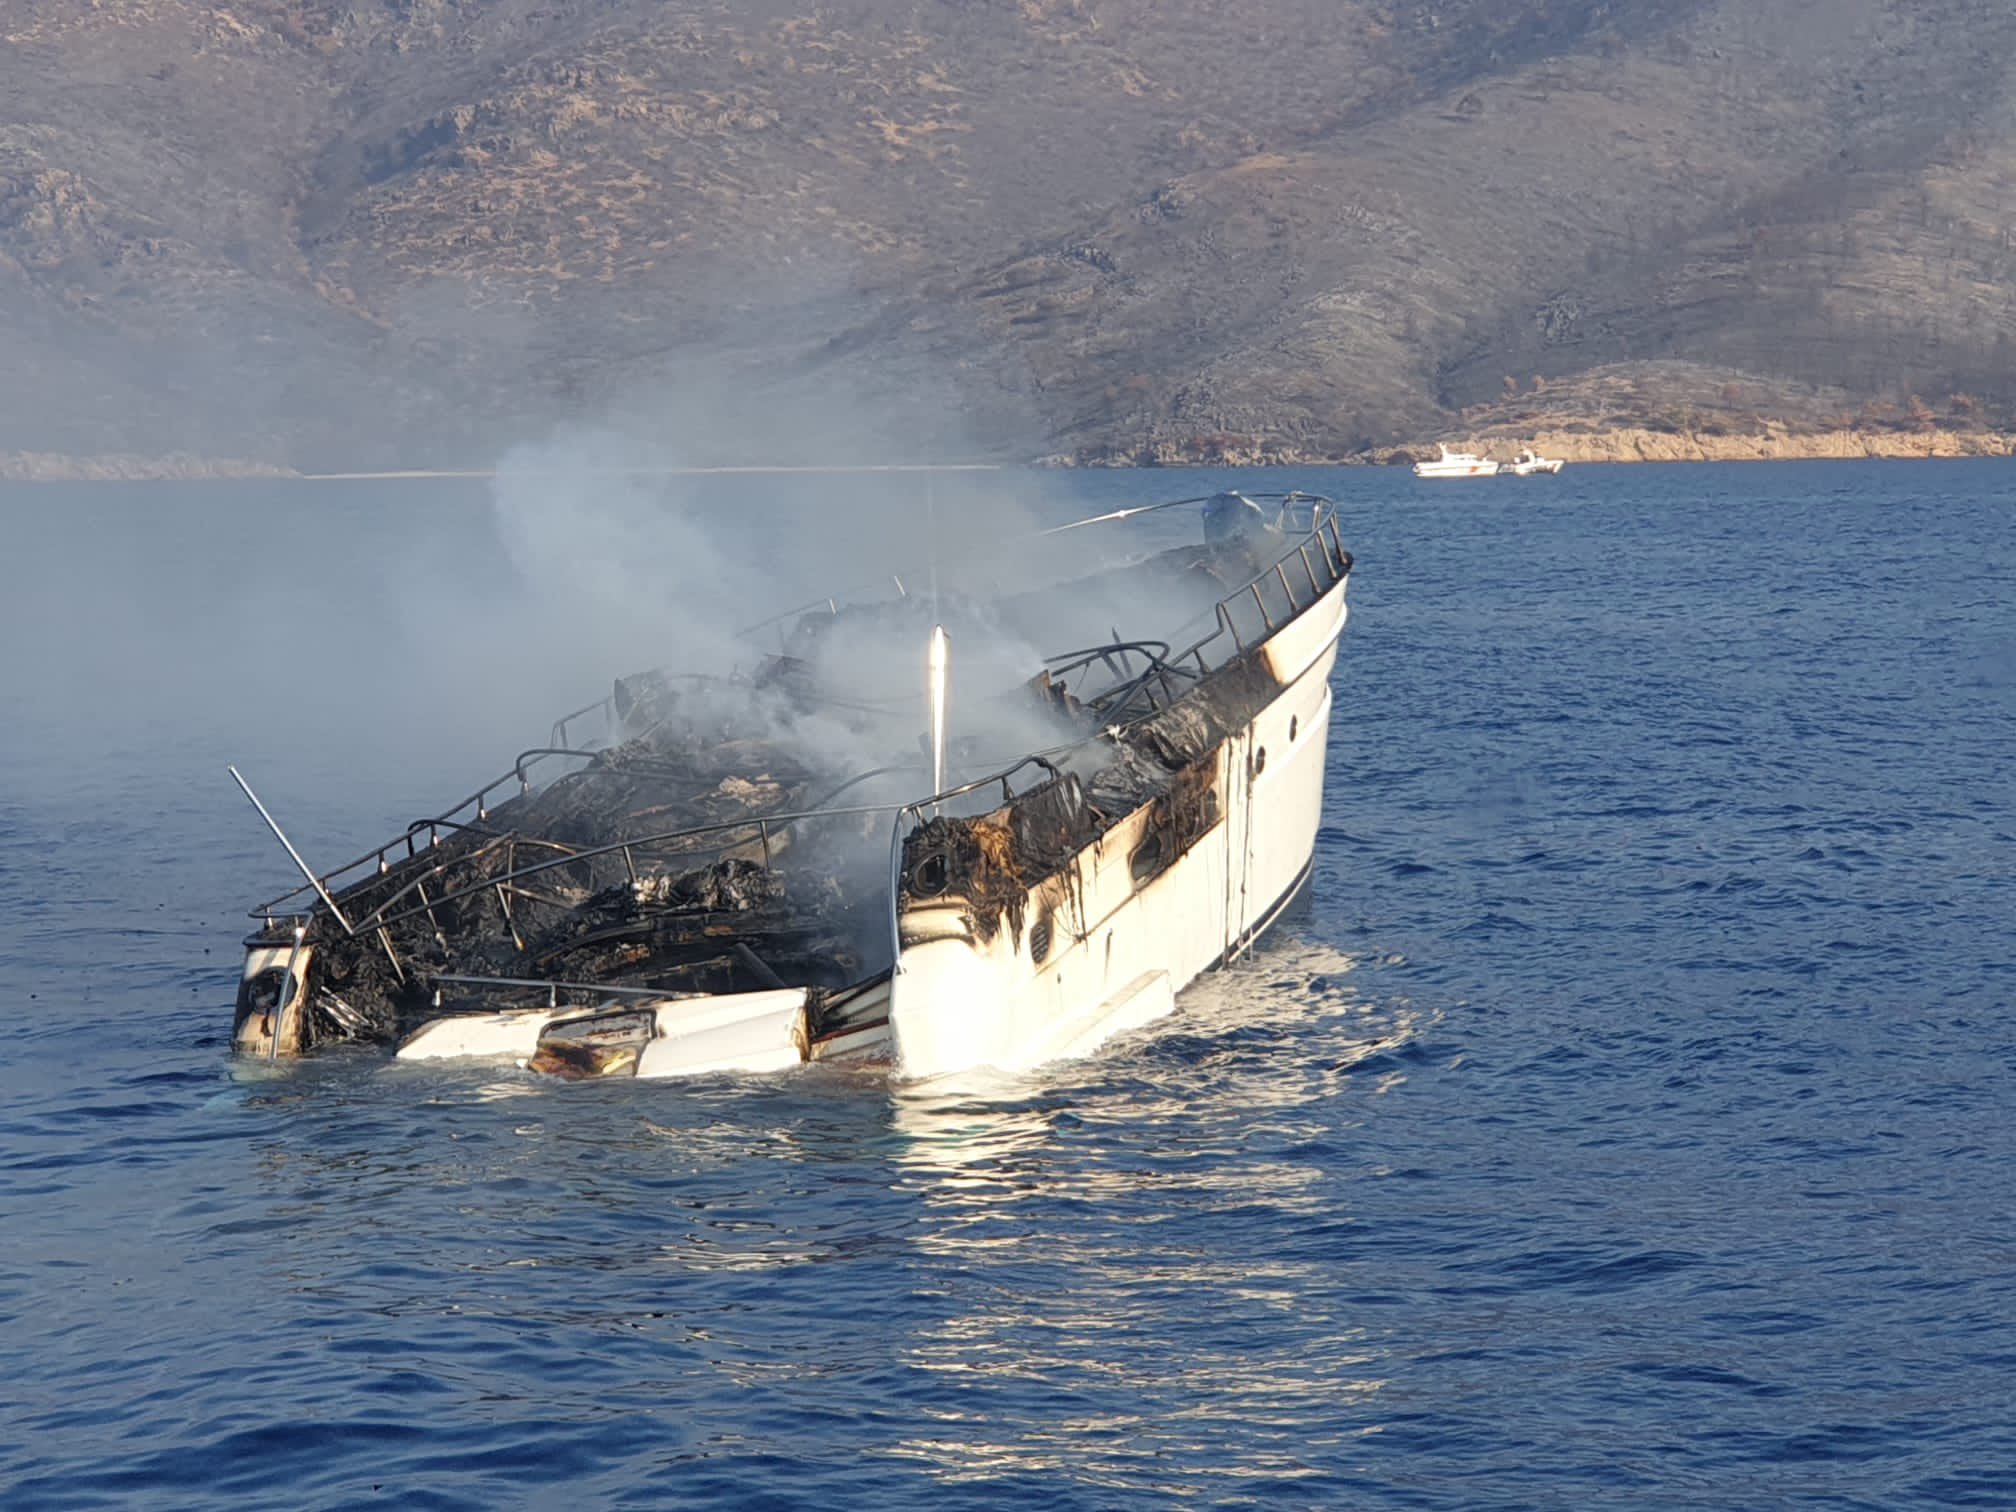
[1412,445,1499,478]
[1508,448,1565,476]
[229,490,1353,1083]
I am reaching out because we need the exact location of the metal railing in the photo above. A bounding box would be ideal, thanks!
[883,755,1067,967]
[427,973,704,1009]
[881,495,1353,965]
[249,494,1350,978]
[1055,500,1349,729]
[548,695,615,752]
[249,674,763,919]
[346,798,917,943]
[737,574,913,651]
[248,747,607,920]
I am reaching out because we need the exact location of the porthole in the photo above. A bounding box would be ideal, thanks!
[1252,746,1268,777]
[236,967,288,1018]
[910,852,949,897]
[1128,830,1165,883]
[1289,715,1299,742]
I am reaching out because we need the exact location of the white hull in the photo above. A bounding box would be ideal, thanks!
[886,577,1346,1079]
[395,981,893,1075]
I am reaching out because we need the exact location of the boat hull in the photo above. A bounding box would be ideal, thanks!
[395,978,894,1075]
[233,489,1352,1086]
[886,576,1346,1079]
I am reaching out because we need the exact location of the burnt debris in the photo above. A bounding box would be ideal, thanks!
[895,646,1280,948]
[238,669,914,1051]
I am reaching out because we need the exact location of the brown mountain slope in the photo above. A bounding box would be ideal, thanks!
[3,0,2014,467]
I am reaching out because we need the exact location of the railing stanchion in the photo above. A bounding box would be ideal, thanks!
[376,926,406,984]
[495,883,524,952]
[888,811,910,975]
[416,879,448,950]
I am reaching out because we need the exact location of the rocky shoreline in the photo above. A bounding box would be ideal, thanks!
[1429,426,2016,466]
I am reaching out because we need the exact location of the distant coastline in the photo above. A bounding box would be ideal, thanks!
[9,427,2016,481]
[0,452,298,482]
[1044,424,2016,469]
[1414,425,2016,467]
[0,455,1004,483]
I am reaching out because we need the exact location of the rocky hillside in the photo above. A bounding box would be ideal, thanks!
[6,0,2016,468]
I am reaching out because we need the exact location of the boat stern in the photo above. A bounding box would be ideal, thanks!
[232,935,314,1057]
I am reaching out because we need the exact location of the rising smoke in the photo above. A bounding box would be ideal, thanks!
[459,402,1247,809]
[468,417,1079,799]
[0,338,1235,886]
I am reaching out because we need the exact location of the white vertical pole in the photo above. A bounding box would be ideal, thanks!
[927,625,950,810]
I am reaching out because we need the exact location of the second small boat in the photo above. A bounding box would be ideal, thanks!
[1508,448,1565,476]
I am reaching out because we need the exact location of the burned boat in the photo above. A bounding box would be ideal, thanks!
[231,490,1353,1080]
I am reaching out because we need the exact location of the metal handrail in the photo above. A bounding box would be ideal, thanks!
[1083,508,1351,729]
[1035,488,1324,537]
[882,755,1069,968]
[353,799,920,939]
[249,743,605,916]
[880,500,1353,968]
[548,696,613,751]
[512,747,603,787]
[336,757,933,937]
[251,495,1349,947]
[735,492,1327,646]
[1044,639,1174,681]
[252,672,779,916]
[737,574,912,647]
[1025,497,1342,725]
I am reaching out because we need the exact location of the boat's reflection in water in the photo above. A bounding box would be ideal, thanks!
[883,942,1422,1495]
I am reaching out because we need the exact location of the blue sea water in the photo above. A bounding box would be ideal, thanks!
[1,460,2012,1509]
